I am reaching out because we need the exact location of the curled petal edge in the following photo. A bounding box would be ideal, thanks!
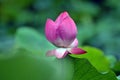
[45,19,57,44]
[67,48,86,54]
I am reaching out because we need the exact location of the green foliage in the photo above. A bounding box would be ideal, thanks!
[105,0,120,7]
[0,50,74,80]
[0,50,117,80]
[95,16,120,55]
[77,17,95,45]
[0,36,14,53]
[117,75,120,80]
[54,57,74,80]
[113,61,120,72]
[0,50,55,80]
[70,0,99,16]
[0,0,120,79]
[73,58,117,80]
[1,0,33,22]
[70,46,110,72]
[15,27,55,54]
[106,55,117,68]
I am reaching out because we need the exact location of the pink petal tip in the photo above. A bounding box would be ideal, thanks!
[68,48,87,54]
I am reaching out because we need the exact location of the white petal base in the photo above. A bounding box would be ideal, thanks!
[46,48,68,59]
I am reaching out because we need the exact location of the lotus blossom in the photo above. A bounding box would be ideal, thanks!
[45,11,86,58]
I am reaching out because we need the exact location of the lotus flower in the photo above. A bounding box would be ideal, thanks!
[45,11,86,58]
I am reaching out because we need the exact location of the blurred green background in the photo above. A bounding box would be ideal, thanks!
[0,0,120,56]
[0,0,120,80]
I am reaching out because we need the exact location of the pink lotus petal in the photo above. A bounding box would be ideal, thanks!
[57,16,77,46]
[45,19,57,43]
[55,11,69,25]
[46,48,68,59]
[45,11,78,48]
[69,38,78,48]
[67,48,86,54]
[52,38,67,47]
